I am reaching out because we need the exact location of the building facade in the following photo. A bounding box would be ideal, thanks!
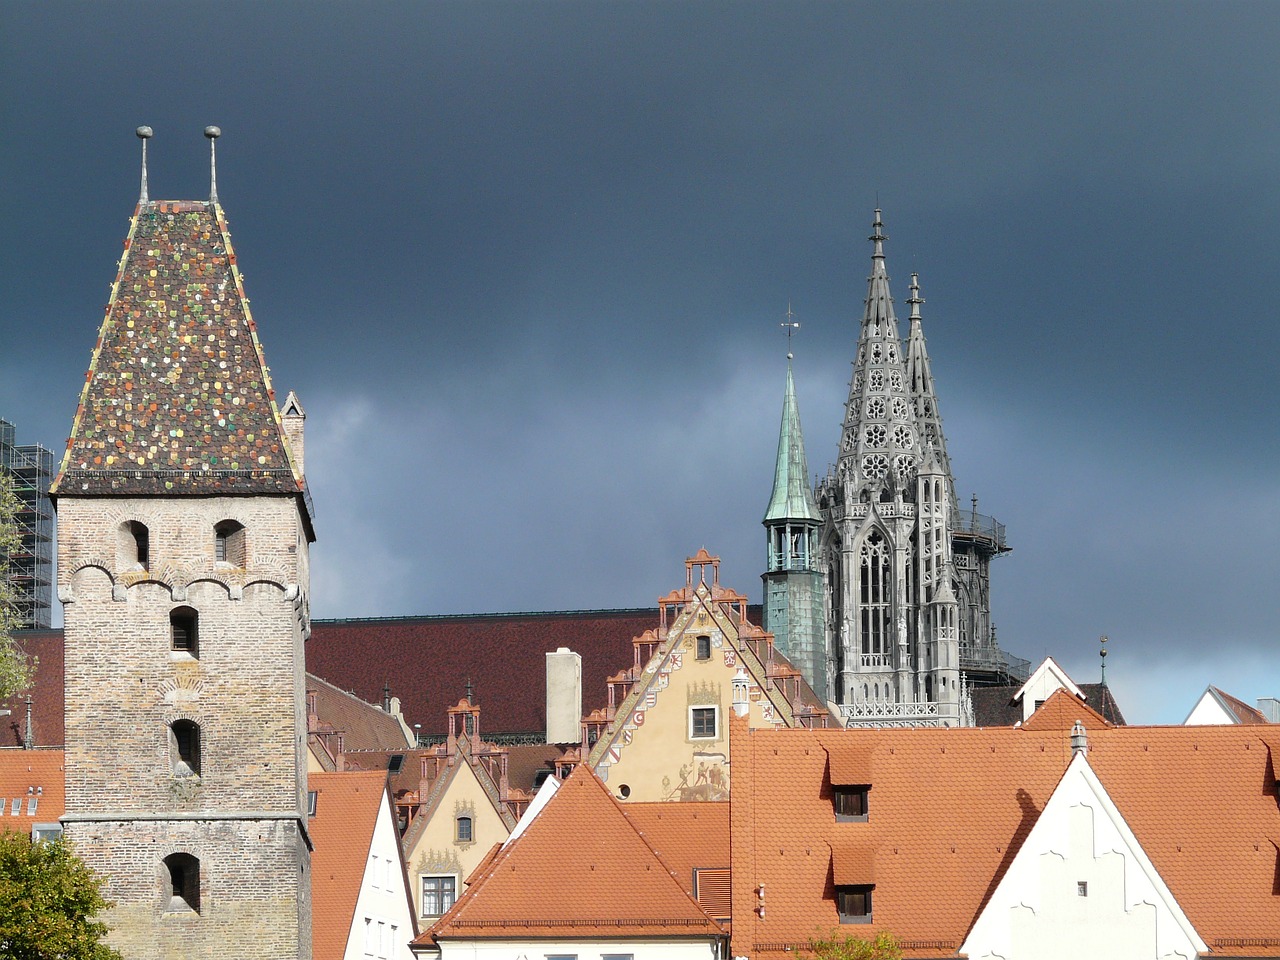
[0,418,55,629]
[769,212,1019,727]
[53,140,314,959]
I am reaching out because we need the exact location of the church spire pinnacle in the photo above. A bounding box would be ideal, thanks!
[764,351,821,525]
[904,271,956,508]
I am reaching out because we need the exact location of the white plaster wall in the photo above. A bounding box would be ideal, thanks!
[1183,693,1234,725]
[962,757,1203,960]
[437,936,720,960]
[346,793,417,960]
[1017,660,1076,722]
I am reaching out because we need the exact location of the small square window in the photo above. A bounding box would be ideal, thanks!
[837,885,873,924]
[695,635,711,660]
[1077,881,1088,897]
[834,785,869,821]
[690,706,718,739]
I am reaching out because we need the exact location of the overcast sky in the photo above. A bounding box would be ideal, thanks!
[2,1,1277,724]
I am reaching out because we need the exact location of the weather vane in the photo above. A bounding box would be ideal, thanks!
[781,302,800,358]
[1099,635,1108,686]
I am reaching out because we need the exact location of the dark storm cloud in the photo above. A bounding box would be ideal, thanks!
[3,2,1278,722]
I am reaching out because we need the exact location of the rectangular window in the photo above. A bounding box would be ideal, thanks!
[546,955,578,960]
[690,706,718,739]
[695,635,711,660]
[308,790,318,816]
[834,786,869,821]
[602,955,634,960]
[363,918,374,955]
[837,885,873,924]
[422,875,457,916]
[1077,881,1088,897]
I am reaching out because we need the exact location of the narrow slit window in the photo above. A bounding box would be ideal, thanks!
[214,520,246,567]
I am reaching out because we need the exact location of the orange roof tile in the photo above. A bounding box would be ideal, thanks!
[308,770,389,960]
[623,802,729,897]
[729,721,1280,959]
[0,750,64,836]
[1020,686,1110,731]
[423,765,724,942]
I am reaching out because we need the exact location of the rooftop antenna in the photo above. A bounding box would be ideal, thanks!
[204,125,221,203]
[1099,635,1108,686]
[781,303,800,359]
[136,126,153,203]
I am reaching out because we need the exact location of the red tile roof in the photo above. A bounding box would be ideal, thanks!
[729,720,1280,959]
[52,201,303,498]
[623,802,730,898]
[0,630,62,747]
[308,609,689,737]
[1208,685,1270,724]
[1019,687,1110,731]
[309,770,389,960]
[0,749,64,836]
[422,764,725,942]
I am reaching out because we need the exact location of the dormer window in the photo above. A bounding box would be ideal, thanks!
[834,785,869,822]
[837,885,873,923]
[170,607,198,657]
[214,520,245,567]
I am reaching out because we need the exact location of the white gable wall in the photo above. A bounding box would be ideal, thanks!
[1014,658,1083,722]
[435,936,720,960]
[1183,689,1236,725]
[961,754,1204,960]
[346,791,418,960]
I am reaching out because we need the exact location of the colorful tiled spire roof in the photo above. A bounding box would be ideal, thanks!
[52,199,303,498]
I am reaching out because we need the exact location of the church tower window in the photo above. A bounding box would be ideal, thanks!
[170,607,198,657]
[163,853,200,913]
[170,720,201,778]
[859,532,891,662]
[214,520,245,566]
[120,520,150,571]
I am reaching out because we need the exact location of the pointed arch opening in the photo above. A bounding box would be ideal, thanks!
[858,531,891,667]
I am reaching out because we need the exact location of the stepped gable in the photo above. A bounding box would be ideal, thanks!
[423,764,723,941]
[52,200,302,497]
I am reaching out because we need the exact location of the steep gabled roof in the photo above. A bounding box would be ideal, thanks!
[763,359,821,524]
[422,765,724,942]
[1186,685,1270,725]
[52,200,304,500]
[623,801,730,898]
[308,675,413,754]
[309,771,388,960]
[1020,687,1111,732]
[729,722,1280,959]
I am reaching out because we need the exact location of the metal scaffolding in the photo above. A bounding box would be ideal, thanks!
[0,419,55,629]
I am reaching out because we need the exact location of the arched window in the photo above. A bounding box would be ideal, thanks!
[164,853,200,913]
[455,816,473,843]
[859,532,891,657]
[171,719,201,777]
[170,607,198,657]
[214,520,245,567]
[119,520,150,571]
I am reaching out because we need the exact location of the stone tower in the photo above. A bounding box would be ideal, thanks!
[761,356,825,701]
[811,211,1010,726]
[52,130,314,958]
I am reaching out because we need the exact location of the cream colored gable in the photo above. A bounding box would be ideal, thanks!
[961,753,1205,960]
[405,759,511,921]
[590,584,791,802]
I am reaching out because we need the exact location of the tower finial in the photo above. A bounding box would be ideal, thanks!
[781,303,800,359]
[1099,635,1108,686]
[907,272,924,321]
[869,209,886,263]
[136,126,153,203]
[204,125,221,203]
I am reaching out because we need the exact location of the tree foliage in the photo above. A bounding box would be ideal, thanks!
[805,930,902,960]
[0,832,123,959]
[0,468,35,700]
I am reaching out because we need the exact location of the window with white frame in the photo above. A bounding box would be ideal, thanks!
[422,875,457,916]
[689,705,718,739]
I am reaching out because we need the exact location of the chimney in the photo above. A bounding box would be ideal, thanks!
[1070,720,1088,757]
[545,647,582,744]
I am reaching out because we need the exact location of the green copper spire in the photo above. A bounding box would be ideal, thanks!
[764,358,821,524]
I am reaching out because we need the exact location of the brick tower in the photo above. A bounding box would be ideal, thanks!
[52,128,314,959]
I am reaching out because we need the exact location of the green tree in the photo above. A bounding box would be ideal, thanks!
[0,468,35,699]
[805,930,902,960]
[0,832,122,959]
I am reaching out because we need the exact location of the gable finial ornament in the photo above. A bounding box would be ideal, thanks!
[204,125,221,202]
[135,126,153,203]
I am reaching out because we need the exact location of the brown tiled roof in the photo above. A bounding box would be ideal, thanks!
[309,770,388,960]
[729,721,1280,958]
[52,200,303,498]
[0,749,64,835]
[421,764,724,943]
[623,801,729,898]
[308,608,709,737]
[0,630,63,747]
[1077,682,1126,724]
[971,681,1127,727]
[309,675,413,754]
[504,743,564,793]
